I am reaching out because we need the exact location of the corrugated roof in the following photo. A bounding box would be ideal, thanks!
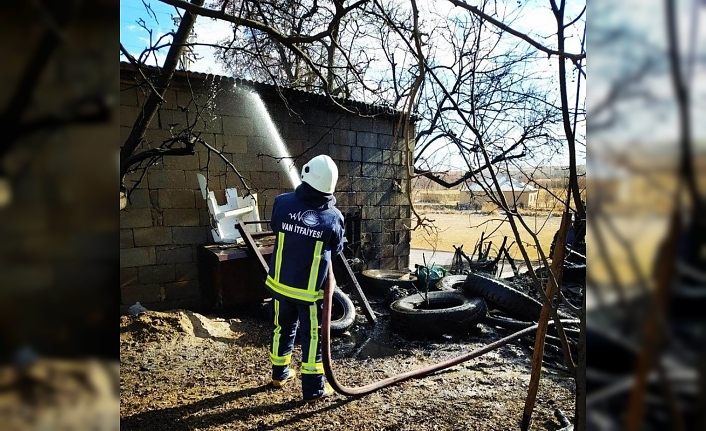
[120,61,414,121]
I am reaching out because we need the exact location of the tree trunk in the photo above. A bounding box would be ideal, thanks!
[553,0,586,238]
[521,209,570,431]
[119,0,205,180]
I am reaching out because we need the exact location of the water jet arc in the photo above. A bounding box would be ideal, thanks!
[241,89,301,189]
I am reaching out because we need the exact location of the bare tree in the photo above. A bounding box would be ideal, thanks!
[384,1,587,428]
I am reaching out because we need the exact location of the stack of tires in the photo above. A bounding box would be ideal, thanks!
[389,272,548,338]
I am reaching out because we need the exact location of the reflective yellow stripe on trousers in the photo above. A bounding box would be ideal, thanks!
[270,299,292,366]
[301,303,322,375]
[303,239,323,374]
[307,240,324,292]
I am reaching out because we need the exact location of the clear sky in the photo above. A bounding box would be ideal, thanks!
[121,0,176,57]
[121,0,231,74]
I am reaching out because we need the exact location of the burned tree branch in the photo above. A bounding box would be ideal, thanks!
[665,0,701,208]
[122,141,195,172]
[551,0,586,230]
[413,130,540,188]
[414,151,525,188]
[195,137,252,194]
[521,209,570,431]
[120,43,165,104]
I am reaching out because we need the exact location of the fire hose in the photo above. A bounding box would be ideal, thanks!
[321,268,579,396]
[236,222,579,397]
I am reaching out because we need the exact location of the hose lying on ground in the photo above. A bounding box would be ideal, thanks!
[321,271,579,396]
[236,224,579,397]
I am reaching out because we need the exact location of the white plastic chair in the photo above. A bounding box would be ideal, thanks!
[196,173,261,243]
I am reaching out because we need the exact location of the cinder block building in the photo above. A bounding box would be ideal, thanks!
[120,62,415,310]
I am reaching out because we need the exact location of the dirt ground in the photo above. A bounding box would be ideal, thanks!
[0,359,119,430]
[120,305,575,431]
[410,211,561,261]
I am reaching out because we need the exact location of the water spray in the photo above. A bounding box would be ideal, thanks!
[243,90,301,189]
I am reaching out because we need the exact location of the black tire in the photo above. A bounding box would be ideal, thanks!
[390,291,487,337]
[436,275,467,292]
[330,288,356,334]
[360,269,418,296]
[462,273,542,322]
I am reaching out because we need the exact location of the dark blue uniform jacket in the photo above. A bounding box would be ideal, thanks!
[265,182,345,303]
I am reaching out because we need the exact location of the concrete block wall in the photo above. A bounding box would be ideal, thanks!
[120,65,413,309]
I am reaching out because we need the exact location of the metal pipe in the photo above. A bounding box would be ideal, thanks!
[322,272,578,396]
[334,252,376,324]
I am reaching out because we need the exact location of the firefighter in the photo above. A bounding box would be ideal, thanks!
[265,154,345,401]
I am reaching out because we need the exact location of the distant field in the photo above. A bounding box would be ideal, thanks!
[410,211,561,261]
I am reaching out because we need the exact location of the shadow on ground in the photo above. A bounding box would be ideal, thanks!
[121,384,354,430]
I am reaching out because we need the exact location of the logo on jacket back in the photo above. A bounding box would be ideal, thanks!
[288,210,320,227]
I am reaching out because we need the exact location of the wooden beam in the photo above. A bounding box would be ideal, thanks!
[236,221,269,273]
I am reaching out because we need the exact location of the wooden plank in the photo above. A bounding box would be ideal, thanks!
[242,220,271,225]
[250,230,275,239]
[335,252,377,324]
[236,221,269,274]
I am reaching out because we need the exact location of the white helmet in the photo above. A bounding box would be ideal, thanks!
[301,155,338,194]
